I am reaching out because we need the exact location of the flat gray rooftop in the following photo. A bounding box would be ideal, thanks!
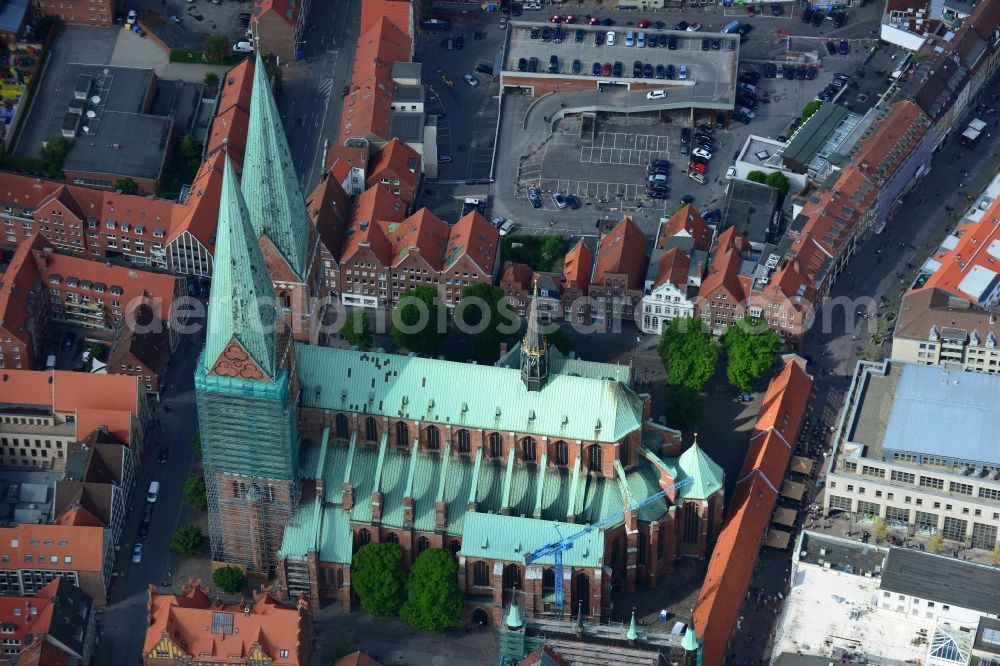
[799,531,887,577]
[0,471,59,525]
[849,361,1000,467]
[721,179,779,247]
[881,547,1000,615]
[389,112,424,143]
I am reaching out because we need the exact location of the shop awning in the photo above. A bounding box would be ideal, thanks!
[766,529,792,549]
[790,456,816,475]
[781,480,807,501]
[772,507,797,528]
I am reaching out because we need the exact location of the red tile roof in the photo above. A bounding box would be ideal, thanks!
[306,172,351,263]
[206,60,253,160]
[367,138,421,193]
[592,216,648,290]
[0,233,45,348]
[360,0,412,36]
[693,359,812,665]
[0,523,105,574]
[918,199,1000,304]
[562,239,592,293]
[657,205,711,252]
[252,0,297,27]
[698,226,749,303]
[443,211,499,274]
[341,186,407,264]
[500,261,534,293]
[652,247,690,289]
[334,653,382,666]
[381,208,450,269]
[144,585,311,665]
[853,101,931,183]
[339,18,412,143]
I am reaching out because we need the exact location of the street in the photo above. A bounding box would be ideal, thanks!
[92,331,203,665]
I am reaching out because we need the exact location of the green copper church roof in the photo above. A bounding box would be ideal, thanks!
[506,599,524,630]
[460,513,605,568]
[674,440,724,500]
[295,344,644,444]
[682,626,700,651]
[203,155,277,378]
[242,53,310,280]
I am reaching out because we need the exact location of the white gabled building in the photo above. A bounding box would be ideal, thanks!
[641,247,705,334]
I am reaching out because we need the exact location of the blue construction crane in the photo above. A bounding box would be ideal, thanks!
[523,476,694,613]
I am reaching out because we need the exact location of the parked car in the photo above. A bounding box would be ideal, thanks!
[528,57,539,72]
[681,195,695,204]
[552,192,567,209]
[530,26,540,39]
[725,166,737,179]
[613,61,623,77]
[643,63,653,78]
[838,39,850,55]
[701,38,710,51]
[687,22,702,31]
[541,27,552,41]
[688,161,708,174]
[737,107,756,119]
[528,186,542,208]
[518,58,528,72]
[575,29,584,42]
[566,194,581,209]
[606,31,616,45]
[158,446,169,463]
[764,63,776,78]
[657,34,668,48]
[62,332,76,351]
[655,64,666,79]
[680,130,691,146]
[646,89,667,100]
[595,31,604,46]
[679,65,688,80]
[572,59,582,74]
[233,40,253,53]
[464,74,479,87]
[132,543,143,563]
[716,114,726,129]
[637,18,650,28]
[673,21,689,31]
[632,60,643,77]
[811,11,824,26]
[668,35,678,50]
[805,67,817,80]
[666,64,675,79]
[711,39,721,50]
[771,2,783,15]
[602,62,612,76]
[455,34,464,49]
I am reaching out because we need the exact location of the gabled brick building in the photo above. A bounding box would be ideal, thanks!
[588,217,649,330]
[366,138,421,208]
[696,227,751,336]
[0,577,96,664]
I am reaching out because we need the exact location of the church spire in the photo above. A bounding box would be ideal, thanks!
[203,154,277,379]
[242,53,310,280]
[520,277,549,391]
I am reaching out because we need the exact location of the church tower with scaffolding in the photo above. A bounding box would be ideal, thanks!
[194,153,301,575]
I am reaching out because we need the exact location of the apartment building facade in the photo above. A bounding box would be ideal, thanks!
[892,288,1000,372]
[824,360,1000,551]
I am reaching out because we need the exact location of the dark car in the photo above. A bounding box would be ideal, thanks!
[650,159,671,168]
[668,35,678,50]
[592,61,602,76]
[657,33,668,48]
[511,2,522,15]
[674,21,689,31]
[666,64,675,79]
[595,31,605,46]
[701,208,722,223]
[530,26,540,39]
[811,11,824,27]
[528,186,542,208]
[572,59,582,74]
[575,29,585,42]
[680,195,695,204]
[738,23,753,36]
[802,7,813,22]
[541,27,552,41]
[680,128,691,144]
[796,65,807,79]
[137,523,148,540]
[553,27,563,43]
[764,63,775,78]
[825,40,837,55]
[711,39,721,50]
[142,502,153,523]
[740,70,761,85]
[736,111,751,124]
[833,12,846,28]
[653,20,665,29]
[548,55,559,73]
[646,189,669,199]
[784,65,795,79]
[602,17,613,26]
[62,331,76,351]
[697,124,713,134]
[771,2,783,15]
[528,57,539,72]
[455,34,464,49]
[689,154,708,166]
[838,39,850,55]
[199,282,210,298]
[679,143,690,155]
[805,66,817,80]
[739,96,758,110]
[633,60,643,77]
[613,61,623,77]
[701,38,710,51]
[643,63,653,78]
[518,57,528,71]
[566,194,581,209]
[716,114,726,129]
[655,64,666,79]
[158,446,169,463]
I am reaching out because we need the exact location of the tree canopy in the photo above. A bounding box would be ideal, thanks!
[115,178,138,195]
[656,317,718,391]
[183,474,207,510]
[722,323,782,393]
[203,72,220,89]
[746,170,767,184]
[341,309,373,351]
[664,386,703,431]
[401,549,464,631]
[204,35,229,62]
[41,136,69,178]
[765,171,790,203]
[352,542,407,617]
[391,285,446,355]
[170,525,205,556]
[801,100,823,121]
[456,282,507,362]
[212,565,247,594]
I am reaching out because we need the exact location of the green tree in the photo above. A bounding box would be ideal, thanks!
[391,285,446,355]
[928,533,945,553]
[212,565,247,594]
[872,517,888,542]
[341,310,373,351]
[657,317,718,392]
[352,542,407,617]
[540,236,567,269]
[114,178,138,195]
[545,326,573,356]
[183,474,208,510]
[456,282,506,362]
[400,548,464,631]
[40,135,69,178]
[801,100,823,121]
[765,171,790,203]
[746,170,767,184]
[722,323,782,393]
[170,524,205,556]
[664,386,703,431]
[203,72,219,89]
[179,133,200,160]
[204,35,229,62]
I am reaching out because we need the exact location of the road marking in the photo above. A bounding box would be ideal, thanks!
[318,79,334,96]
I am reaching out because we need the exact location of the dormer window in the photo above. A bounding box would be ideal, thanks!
[106,220,115,230]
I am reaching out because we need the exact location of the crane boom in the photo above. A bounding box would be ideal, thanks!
[523,476,694,612]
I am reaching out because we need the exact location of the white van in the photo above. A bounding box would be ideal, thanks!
[232,41,253,53]
[147,481,160,503]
